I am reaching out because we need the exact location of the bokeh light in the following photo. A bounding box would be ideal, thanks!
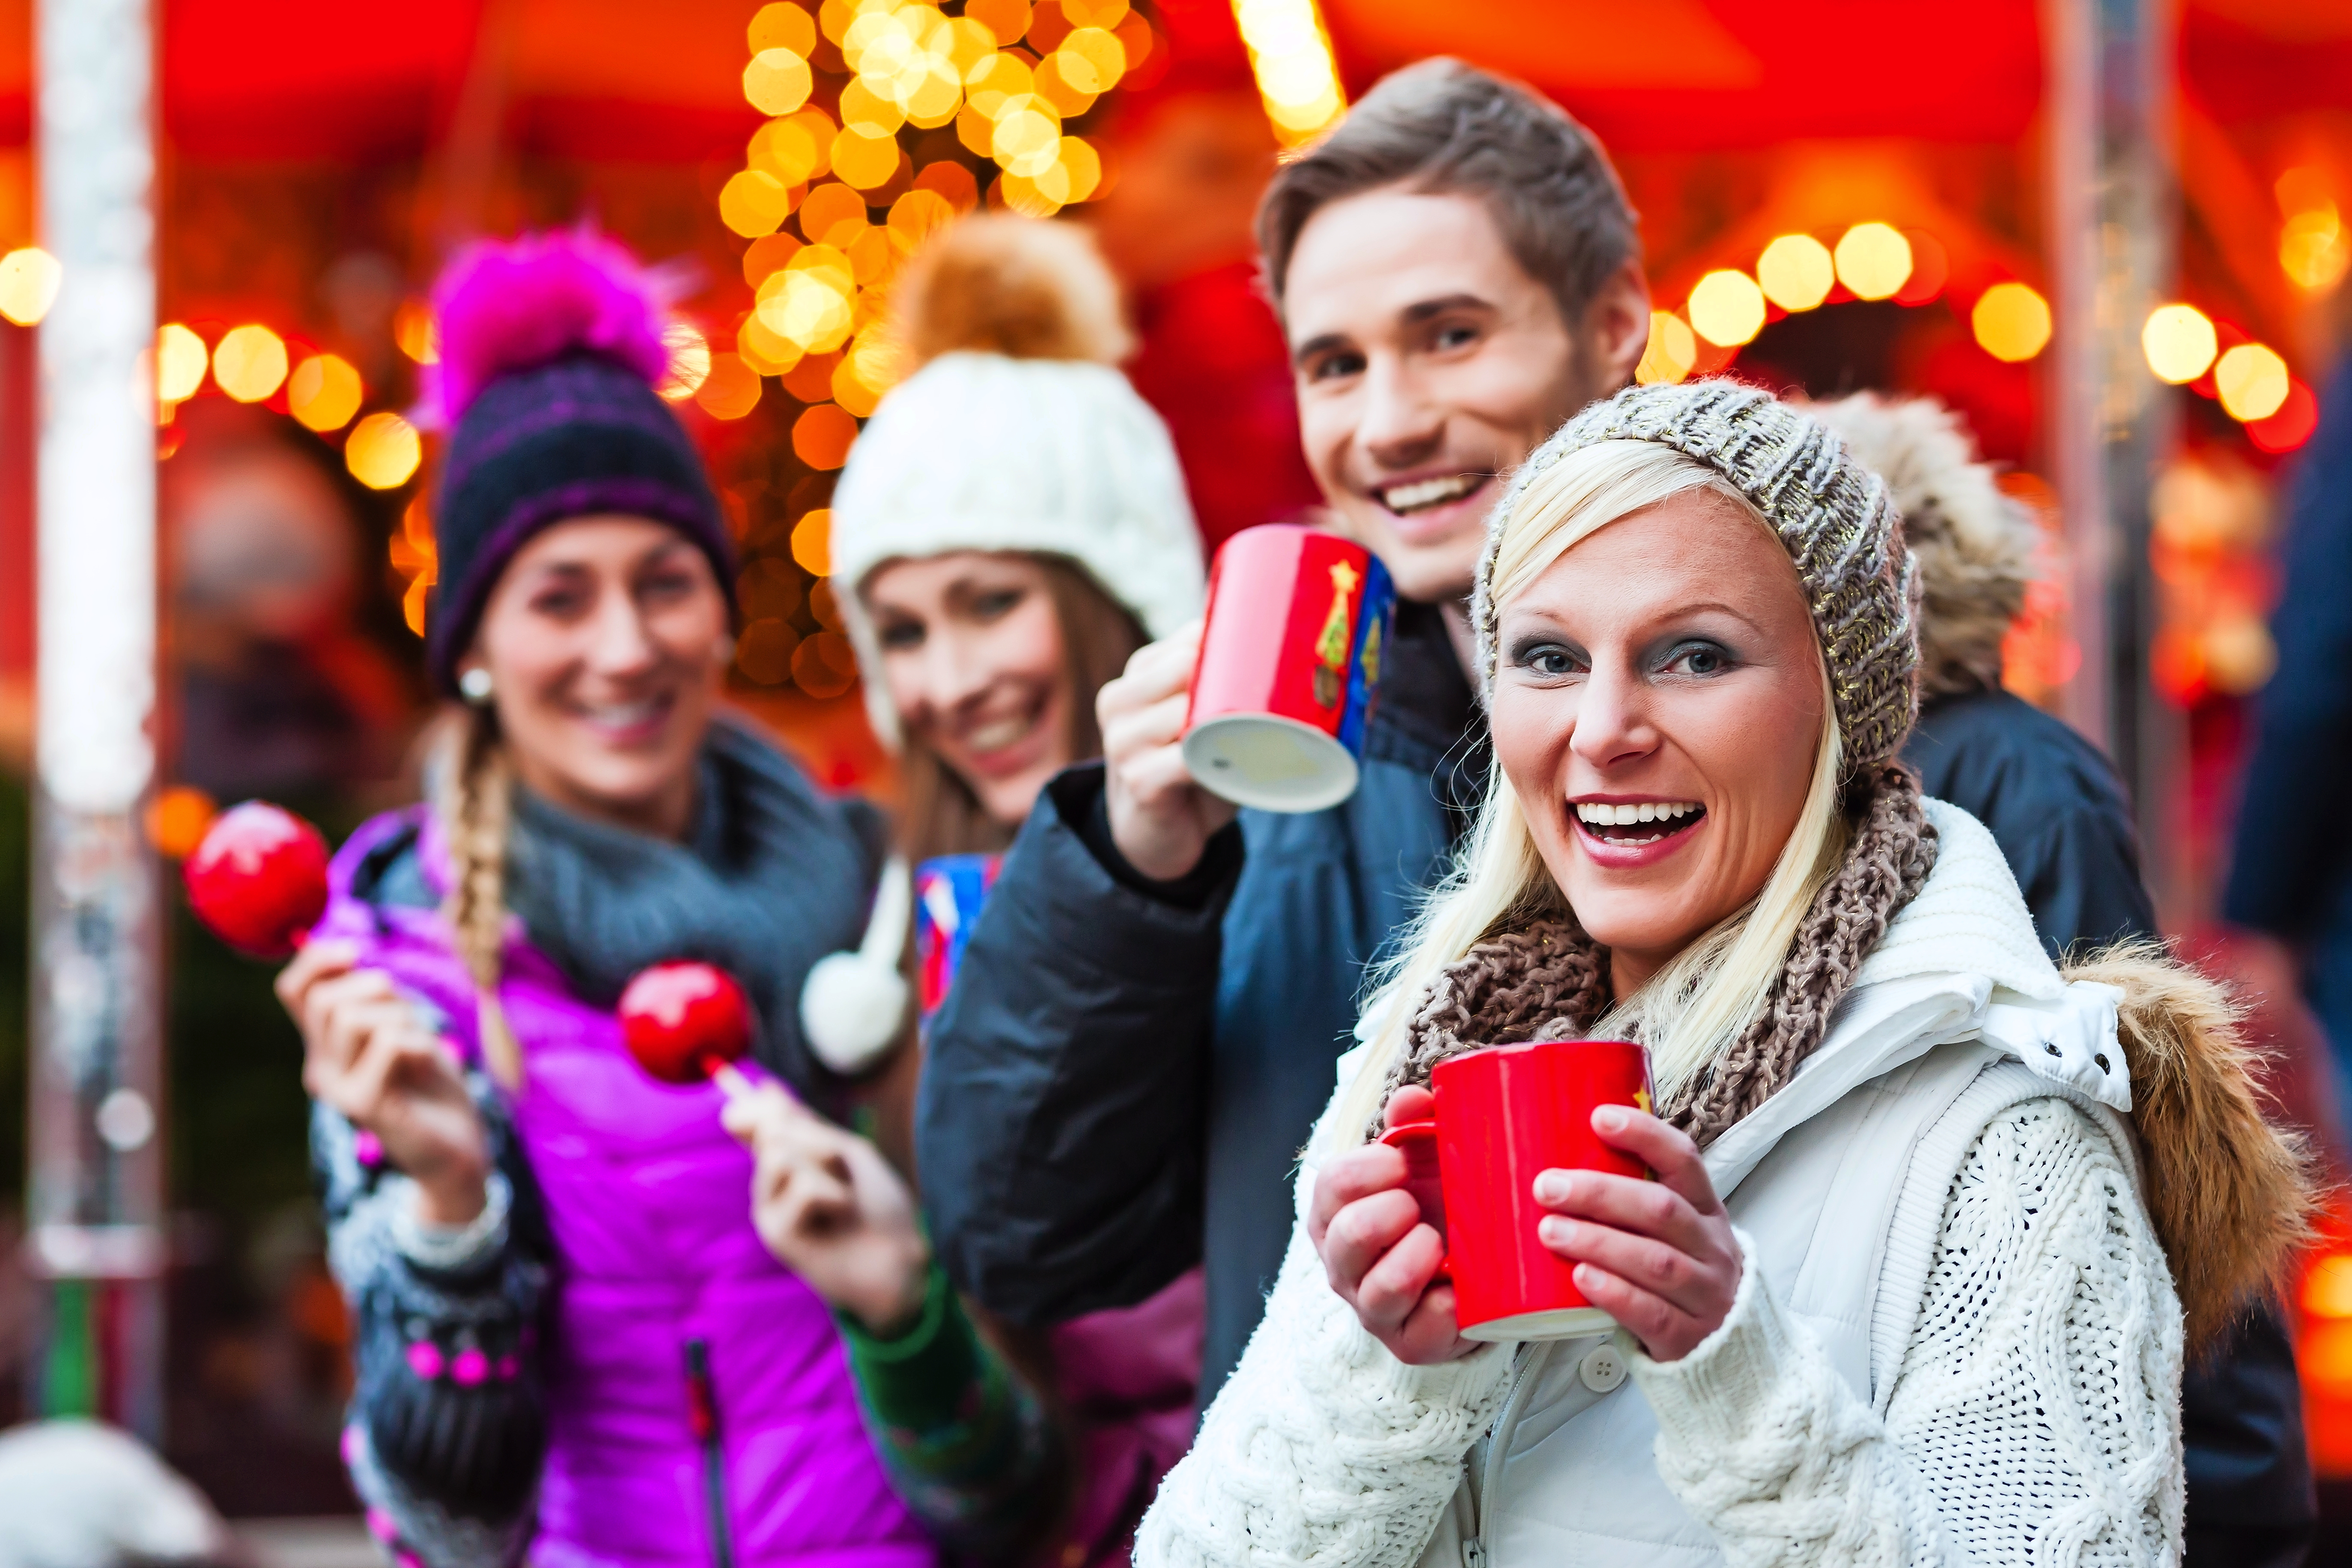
[791,507,835,575]
[1970,282,2051,363]
[394,300,439,364]
[346,411,423,489]
[793,403,860,469]
[752,110,834,187]
[288,353,364,432]
[1756,234,1833,312]
[1893,230,1948,305]
[2248,379,2318,453]
[750,1,817,55]
[155,323,209,403]
[801,183,871,248]
[695,353,764,420]
[737,618,802,685]
[1634,311,1696,385]
[145,784,219,860]
[721,170,797,238]
[0,247,61,327]
[2215,343,2290,421]
[212,324,289,403]
[832,125,904,190]
[391,498,437,635]
[1833,223,1912,301]
[793,631,859,698]
[2141,304,2217,384]
[659,322,712,401]
[1232,0,1344,143]
[1687,269,1766,347]
[966,0,1031,45]
[745,48,814,116]
[2277,167,2350,294]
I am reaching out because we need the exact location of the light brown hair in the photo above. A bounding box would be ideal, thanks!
[1255,58,1640,328]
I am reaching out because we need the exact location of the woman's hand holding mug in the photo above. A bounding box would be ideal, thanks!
[1309,1085,1475,1367]
[276,939,492,1228]
[1532,1106,1742,1362]
[1097,620,1238,883]
[722,1083,930,1337]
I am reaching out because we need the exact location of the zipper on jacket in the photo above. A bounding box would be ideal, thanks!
[1469,1341,1553,1568]
[685,1337,736,1568]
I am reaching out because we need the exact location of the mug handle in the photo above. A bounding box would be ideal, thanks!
[1378,1120,1451,1279]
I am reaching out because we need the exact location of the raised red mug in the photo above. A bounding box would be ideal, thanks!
[1380,1038,1654,1341]
[1180,523,1395,814]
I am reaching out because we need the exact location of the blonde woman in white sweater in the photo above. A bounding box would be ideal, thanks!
[1136,382,2309,1568]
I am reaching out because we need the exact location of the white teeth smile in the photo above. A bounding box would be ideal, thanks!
[1377,473,1481,514]
[584,701,663,727]
[966,717,1032,751]
[1575,800,1701,826]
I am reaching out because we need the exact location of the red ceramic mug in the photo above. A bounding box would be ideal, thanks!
[1380,1039,1654,1341]
[1181,523,1395,814]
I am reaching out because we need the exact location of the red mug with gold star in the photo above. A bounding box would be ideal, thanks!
[1380,1039,1655,1341]
[1181,523,1395,813]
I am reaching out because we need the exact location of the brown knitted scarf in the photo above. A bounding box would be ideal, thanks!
[1377,763,1939,1148]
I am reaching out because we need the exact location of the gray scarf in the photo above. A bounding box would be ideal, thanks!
[504,716,882,1107]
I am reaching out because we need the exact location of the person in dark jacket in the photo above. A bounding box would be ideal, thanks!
[1821,391,2316,1568]
[917,58,1652,1401]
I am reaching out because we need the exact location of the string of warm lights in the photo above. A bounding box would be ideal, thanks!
[2138,299,2312,450]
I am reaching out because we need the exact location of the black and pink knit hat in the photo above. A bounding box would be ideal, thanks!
[423,230,734,697]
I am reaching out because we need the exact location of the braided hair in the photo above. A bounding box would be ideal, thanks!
[436,703,523,1088]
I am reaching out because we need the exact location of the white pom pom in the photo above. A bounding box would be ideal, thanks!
[799,952,911,1075]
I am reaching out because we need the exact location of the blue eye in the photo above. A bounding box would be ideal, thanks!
[1514,641,1585,678]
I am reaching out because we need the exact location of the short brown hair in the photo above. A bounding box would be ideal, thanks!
[1256,58,1640,328]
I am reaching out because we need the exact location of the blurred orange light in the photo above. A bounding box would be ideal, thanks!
[721,170,796,238]
[792,629,860,698]
[394,300,439,365]
[793,403,860,470]
[1893,231,1948,305]
[1833,223,1912,301]
[1687,270,1766,347]
[2216,343,2290,422]
[832,126,904,191]
[288,353,364,432]
[751,111,833,187]
[745,48,815,116]
[800,183,871,249]
[749,1,817,56]
[155,323,209,403]
[966,0,1032,46]
[696,353,764,421]
[1971,282,2051,363]
[737,617,802,685]
[1634,311,1696,385]
[146,785,218,860]
[2142,304,2218,384]
[1232,0,1345,143]
[2248,379,2319,454]
[347,411,423,489]
[790,507,835,576]
[0,247,61,327]
[1756,234,1833,312]
[213,324,289,403]
[660,322,712,402]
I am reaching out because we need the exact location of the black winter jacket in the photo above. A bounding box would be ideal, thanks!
[917,600,1484,1396]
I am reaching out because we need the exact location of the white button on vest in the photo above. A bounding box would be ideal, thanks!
[1577,1341,1627,1394]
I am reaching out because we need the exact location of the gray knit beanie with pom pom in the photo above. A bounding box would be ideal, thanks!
[1472,379,1921,773]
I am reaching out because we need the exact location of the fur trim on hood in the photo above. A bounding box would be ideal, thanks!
[1808,394,2042,701]
[2064,941,2318,1358]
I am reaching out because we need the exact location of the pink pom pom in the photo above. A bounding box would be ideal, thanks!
[430,227,680,424]
[406,1340,445,1380]
[451,1347,490,1387]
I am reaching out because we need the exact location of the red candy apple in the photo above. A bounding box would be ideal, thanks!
[618,961,753,1089]
[183,801,331,958]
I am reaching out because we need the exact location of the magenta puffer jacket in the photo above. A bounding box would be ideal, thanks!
[320,808,933,1568]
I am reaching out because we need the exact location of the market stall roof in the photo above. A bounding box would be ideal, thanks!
[0,0,2341,163]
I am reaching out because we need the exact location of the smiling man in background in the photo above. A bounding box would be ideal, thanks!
[915,57,1650,1401]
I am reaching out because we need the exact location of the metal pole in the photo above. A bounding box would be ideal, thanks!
[2044,0,2181,917]
[27,0,164,1439]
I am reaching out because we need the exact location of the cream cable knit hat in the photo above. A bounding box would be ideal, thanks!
[1472,379,1921,772]
[830,215,1205,746]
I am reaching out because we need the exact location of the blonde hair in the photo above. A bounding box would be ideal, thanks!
[1335,441,1849,1143]
[434,704,524,1088]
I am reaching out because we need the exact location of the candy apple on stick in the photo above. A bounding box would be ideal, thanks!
[182,801,332,958]
[619,961,755,1098]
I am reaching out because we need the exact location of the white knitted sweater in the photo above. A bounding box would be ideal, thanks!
[1139,805,2185,1568]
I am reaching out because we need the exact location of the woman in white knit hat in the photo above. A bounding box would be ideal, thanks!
[727,212,1208,1568]
[1133,381,2310,1568]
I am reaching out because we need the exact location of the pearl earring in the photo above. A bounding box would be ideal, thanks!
[458,667,495,705]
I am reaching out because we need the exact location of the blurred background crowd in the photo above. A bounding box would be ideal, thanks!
[0,0,2346,1558]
